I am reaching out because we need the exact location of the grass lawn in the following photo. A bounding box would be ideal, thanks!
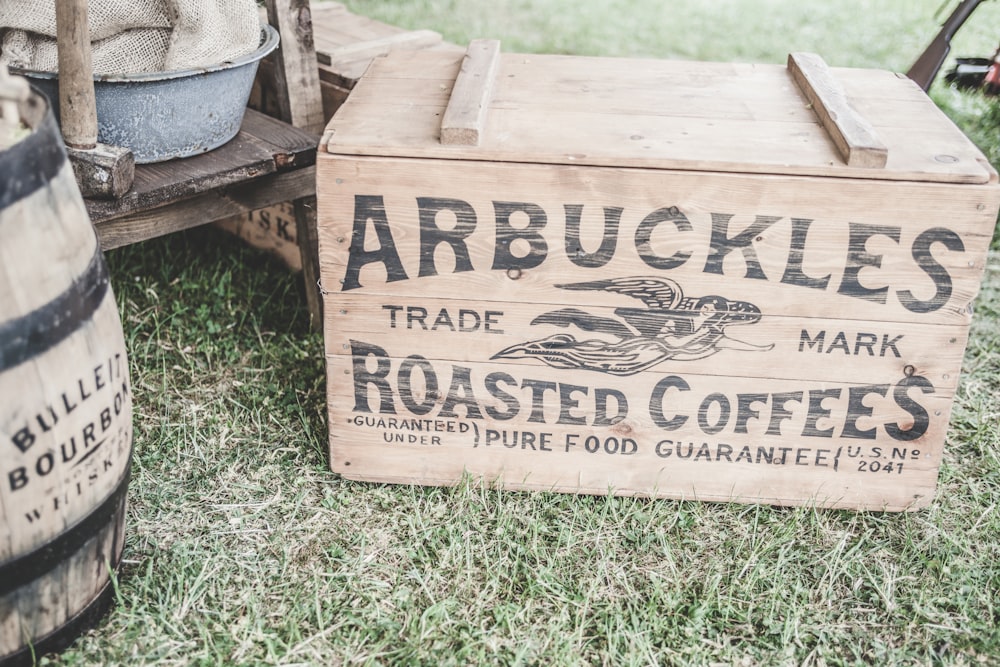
[33,0,1000,665]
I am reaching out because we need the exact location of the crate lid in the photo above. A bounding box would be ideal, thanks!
[321,42,997,185]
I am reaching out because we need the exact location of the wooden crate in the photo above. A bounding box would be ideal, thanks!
[316,43,1000,511]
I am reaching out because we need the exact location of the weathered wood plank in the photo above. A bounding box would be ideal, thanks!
[440,39,501,146]
[316,156,997,326]
[787,52,888,169]
[327,353,952,511]
[96,166,315,249]
[264,0,326,134]
[324,50,994,184]
[86,110,316,224]
[318,30,444,67]
[322,294,969,389]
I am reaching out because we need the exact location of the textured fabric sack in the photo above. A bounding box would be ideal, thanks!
[0,0,260,75]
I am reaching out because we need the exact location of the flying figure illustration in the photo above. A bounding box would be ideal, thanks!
[492,276,774,376]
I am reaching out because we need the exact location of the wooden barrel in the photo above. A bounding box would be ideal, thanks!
[0,90,132,665]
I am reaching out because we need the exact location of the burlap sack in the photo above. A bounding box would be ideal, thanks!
[0,0,260,75]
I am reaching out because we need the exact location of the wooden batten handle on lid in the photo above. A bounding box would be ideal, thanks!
[440,39,501,146]
[787,52,888,169]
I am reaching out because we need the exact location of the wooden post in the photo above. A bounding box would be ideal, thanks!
[265,0,325,329]
[264,0,326,135]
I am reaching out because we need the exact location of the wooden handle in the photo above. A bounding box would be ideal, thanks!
[56,0,98,149]
[440,39,500,146]
[787,52,888,169]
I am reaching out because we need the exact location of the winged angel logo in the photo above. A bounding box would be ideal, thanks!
[492,276,774,376]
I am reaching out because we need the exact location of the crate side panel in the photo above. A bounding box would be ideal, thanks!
[316,154,998,510]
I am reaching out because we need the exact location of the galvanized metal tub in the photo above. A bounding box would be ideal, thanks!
[13,25,279,163]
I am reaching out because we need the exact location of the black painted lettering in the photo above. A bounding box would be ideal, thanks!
[100,408,112,431]
[458,310,481,332]
[886,374,933,442]
[417,197,477,278]
[826,331,850,355]
[484,373,520,421]
[594,388,628,427]
[8,467,28,491]
[342,195,408,291]
[11,426,34,453]
[557,383,589,425]
[879,334,903,358]
[898,228,963,313]
[398,356,438,416]
[842,384,888,440]
[36,452,54,476]
[635,206,692,270]
[565,204,621,268]
[734,393,768,434]
[781,218,831,290]
[36,406,57,432]
[802,388,841,437]
[703,213,779,279]
[853,333,878,356]
[82,423,95,447]
[522,379,557,423]
[649,376,690,430]
[492,201,548,270]
[383,305,404,328]
[407,307,428,330]
[766,391,803,436]
[484,311,504,335]
[276,216,292,241]
[439,366,483,419]
[698,393,731,435]
[432,309,456,332]
[351,340,396,414]
[799,329,825,353]
[837,223,900,304]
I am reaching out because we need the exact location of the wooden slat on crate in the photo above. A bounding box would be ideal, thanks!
[440,39,501,146]
[787,52,888,169]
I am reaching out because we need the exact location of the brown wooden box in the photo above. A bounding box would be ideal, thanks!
[316,43,1000,511]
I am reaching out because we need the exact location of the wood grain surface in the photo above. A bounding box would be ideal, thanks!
[316,50,1000,511]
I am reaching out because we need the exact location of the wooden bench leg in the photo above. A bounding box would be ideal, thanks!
[293,195,323,330]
